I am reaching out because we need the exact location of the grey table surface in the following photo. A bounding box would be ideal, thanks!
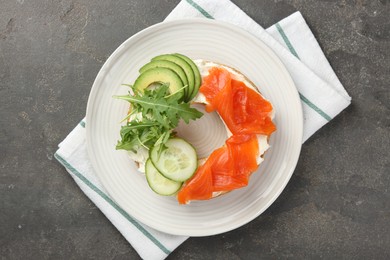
[1,0,389,259]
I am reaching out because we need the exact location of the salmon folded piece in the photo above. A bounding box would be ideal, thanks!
[200,67,275,135]
[178,67,275,204]
[177,134,259,204]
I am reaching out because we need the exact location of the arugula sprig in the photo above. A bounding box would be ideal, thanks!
[114,84,203,153]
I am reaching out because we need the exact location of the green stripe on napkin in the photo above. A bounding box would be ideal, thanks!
[185,0,214,18]
[79,120,86,128]
[54,153,171,255]
[275,23,332,121]
[299,93,332,121]
[275,23,300,59]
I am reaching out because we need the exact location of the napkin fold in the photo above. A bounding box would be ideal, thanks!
[55,0,351,259]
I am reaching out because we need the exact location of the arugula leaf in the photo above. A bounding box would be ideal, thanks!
[114,84,203,152]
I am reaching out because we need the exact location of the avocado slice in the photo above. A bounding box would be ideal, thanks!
[139,60,188,89]
[133,67,184,98]
[152,54,194,102]
[173,53,201,100]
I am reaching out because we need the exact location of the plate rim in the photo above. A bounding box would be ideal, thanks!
[86,18,303,236]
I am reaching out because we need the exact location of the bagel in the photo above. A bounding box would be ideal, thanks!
[126,59,275,203]
[178,60,274,201]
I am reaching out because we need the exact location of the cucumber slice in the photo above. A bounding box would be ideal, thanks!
[173,53,201,101]
[139,60,189,89]
[152,54,195,102]
[150,138,197,182]
[145,159,182,196]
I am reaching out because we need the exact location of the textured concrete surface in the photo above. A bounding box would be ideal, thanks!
[0,0,389,259]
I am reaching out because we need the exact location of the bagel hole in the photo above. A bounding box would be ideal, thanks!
[175,103,228,159]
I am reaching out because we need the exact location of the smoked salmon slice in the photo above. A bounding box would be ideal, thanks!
[199,67,232,113]
[177,148,224,204]
[177,67,275,204]
[212,134,259,191]
[177,134,259,203]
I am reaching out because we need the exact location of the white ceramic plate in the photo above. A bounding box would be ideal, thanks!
[86,19,303,236]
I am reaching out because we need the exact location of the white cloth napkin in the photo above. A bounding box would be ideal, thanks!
[55,0,351,259]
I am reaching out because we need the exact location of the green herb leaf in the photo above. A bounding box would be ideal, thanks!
[114,84,203,152]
